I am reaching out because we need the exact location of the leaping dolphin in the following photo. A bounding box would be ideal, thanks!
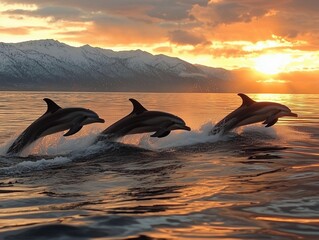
[211,93,298,135]
[6,98,105,155]
[97,98,191,141]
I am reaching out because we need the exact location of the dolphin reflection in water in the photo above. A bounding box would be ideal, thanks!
[97,98,191,141]
[6,98,105,155]
[211,93,298,135]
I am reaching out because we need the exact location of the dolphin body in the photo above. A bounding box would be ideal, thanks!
[211,93,298,135]
[97,98,191,141]
[6,98,105,155]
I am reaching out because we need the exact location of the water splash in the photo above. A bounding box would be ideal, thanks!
[118,122,228,150]
[240,124,310,143]
[0,127,103,157]
[0,120,308,176]
[1,121,303,157]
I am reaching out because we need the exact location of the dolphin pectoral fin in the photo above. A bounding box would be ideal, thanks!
[157,131,171,138]
[150,129,171,138]
[63,116,87,136]
[153,131,171,138]
[43,98,62,114]
[265,118,278,127]
[262,110,281,126]
[150,121,175,138]
[64,125,83,136]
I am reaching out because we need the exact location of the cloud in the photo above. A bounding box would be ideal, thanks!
[286,0,319,12]
[0,26,30,35]
[1,0,319,71]
[146,0,207,21]
[153,46,173,53]
[2,0,208,21]
[168,30,208,45]
[191,1,269,26]
[57,15,167,45]
[4,6,87,22]
[186,43,249,58]
[0,26,50,36]
[3,0,318,45]
[1,0,208,45]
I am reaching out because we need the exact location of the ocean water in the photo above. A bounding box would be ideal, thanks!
[0,92,318,240]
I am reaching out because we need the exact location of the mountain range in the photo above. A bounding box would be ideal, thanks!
[0,39,232,92]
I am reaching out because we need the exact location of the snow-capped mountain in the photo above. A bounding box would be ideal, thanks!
[0,39,230,92]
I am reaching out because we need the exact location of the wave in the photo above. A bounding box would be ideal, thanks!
[119,121,227,150]
[1,121,299,156]
[239,123,311,144]
[0,156,71,175]
[0,121,306,175]
[0,128,102,157]
[117,121,295,150]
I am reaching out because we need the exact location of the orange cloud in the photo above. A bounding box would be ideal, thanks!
[153,46,172,54]
[1,0,319,73]
[0,26,30,35]
[58,18,167,46]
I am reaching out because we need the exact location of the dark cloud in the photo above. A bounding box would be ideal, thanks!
[146,0,207,20]
[4,6,87,21]
[2,0,319,61]
[192,1,270,26]
[168,30,208,45]
[286,0,319,12]
[2,0,208,21]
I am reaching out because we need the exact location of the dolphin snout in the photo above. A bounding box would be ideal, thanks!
[96,118,105,123]
[288,112,298,117]
[181,125,191,131]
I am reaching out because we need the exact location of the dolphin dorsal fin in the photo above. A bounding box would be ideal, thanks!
[43,98,62,114]
[238,93,255,107]
[129,98,147,115]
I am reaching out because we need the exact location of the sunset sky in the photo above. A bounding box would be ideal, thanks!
[1,0,319,77]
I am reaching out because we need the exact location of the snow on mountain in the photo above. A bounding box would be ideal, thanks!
[0,39,230,92]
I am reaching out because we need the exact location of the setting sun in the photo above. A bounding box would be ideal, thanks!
[254,54,292,75]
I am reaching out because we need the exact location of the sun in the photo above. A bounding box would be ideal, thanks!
[254,54,291,75]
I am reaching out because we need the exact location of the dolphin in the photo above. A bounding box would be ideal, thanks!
[6,98,105,155]
[97,98,191,141]
[211,93,298,135]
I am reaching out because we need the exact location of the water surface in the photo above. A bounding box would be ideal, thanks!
[0,92,318,239]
